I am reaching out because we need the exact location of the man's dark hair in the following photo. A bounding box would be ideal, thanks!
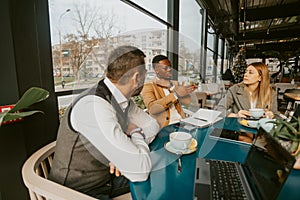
[152,55,168,69]
[106,46,146,84]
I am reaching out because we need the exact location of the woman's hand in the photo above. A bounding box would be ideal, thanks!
[264,110,274,119]
[228,110,249,118]
[234,110,251,118]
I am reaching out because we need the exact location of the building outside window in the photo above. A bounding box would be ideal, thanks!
[48,0,167,109]
[48,0,228,111]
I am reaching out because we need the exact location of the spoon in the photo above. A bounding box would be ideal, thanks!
[176,151,183,173]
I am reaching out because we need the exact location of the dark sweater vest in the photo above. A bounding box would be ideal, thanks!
[49,79,129,194]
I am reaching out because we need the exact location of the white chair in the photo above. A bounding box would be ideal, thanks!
[22,141,97,200]
[201,83,224,109]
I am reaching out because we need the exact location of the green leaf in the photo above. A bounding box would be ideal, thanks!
[1,111,43,123]
[282,120,298,134]
[0,87,49,127]
[290,141,299,153]
[9,87,49,113]
[277,131,294,140]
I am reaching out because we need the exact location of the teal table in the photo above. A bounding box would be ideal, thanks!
[130,118,300,200]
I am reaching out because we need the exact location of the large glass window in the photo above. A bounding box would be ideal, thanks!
[206,49,214,83]
[207,25,215,50]
[216,38,224,82]
[178,0,203,83]
[130,0,167,22]
[48,0,230,111]
[223,42,229,70]
[206,25,217,82]
[48,0,167,109]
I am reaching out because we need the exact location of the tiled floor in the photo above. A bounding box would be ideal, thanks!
[112,193,132,200]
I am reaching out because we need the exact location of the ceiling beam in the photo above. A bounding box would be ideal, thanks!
[245,41,300,58]
[240,2,300,22]
[237,26,300,42]
[255,41,300,52]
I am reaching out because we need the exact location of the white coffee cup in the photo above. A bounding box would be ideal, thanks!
[169,132,192,150]
[249,108,264,118]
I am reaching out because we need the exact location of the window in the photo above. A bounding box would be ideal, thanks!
[178,0,203,83]
[48,0,229,111]
[130,0,168,22]
[48,0,167,109]
[207,25,215,51]
[206,24,217,82]
[206,49,214,82]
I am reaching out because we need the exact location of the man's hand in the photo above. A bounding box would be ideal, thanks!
[109,162,121,177]
[174,81,195,97]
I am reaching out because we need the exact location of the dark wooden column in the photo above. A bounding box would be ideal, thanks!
[0,0,59,199]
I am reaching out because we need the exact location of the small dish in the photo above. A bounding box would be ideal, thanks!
[244,116,260,121]
[239,119,258,129]
[164,138,197,155]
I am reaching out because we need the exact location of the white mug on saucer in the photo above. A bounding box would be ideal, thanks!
[169,132,192,151]
[249,108,264,119]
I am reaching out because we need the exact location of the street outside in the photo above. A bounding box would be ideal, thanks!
[54,73,200,109]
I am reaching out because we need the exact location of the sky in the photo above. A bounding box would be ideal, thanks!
[48,0,204,48]
[48,0,166,45]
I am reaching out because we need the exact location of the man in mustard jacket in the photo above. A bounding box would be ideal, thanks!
[141,55,195,128]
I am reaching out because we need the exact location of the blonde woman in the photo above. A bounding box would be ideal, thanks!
[217,62,278,119]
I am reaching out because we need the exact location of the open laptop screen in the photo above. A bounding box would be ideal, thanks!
[244,128,295,200]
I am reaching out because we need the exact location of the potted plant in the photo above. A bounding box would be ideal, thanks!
[0,87,49,127]
[269,116,300,169]
[131,94,146,110]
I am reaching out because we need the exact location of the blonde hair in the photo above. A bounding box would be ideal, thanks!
[245,62,272,109]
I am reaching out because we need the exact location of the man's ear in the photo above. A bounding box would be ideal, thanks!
[132,71,139,85]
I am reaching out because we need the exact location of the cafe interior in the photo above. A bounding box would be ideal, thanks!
[0,0,300,199]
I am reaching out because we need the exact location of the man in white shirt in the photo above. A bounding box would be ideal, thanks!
[49,46,160,199]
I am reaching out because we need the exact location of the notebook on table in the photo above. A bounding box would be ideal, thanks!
[182,108,222,128]
[194,127,295,200]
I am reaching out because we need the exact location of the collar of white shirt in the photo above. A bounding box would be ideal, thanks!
[104,77,129,111]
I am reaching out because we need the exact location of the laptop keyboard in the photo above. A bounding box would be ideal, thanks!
[209,160,247,200]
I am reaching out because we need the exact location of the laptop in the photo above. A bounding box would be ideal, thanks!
[194,128,295,200]
[209,127,255,145]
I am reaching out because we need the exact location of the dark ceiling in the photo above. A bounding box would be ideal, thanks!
[199,0,300,58]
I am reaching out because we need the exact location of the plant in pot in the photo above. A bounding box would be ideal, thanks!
[131,94,146,110]
[0,87,49,127]
[269,116,300,169]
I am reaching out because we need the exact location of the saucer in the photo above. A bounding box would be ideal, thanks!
[244,117,261,121]
[239,119,258,129]
[164,138,197,155]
